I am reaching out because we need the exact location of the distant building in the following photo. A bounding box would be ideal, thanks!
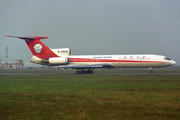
[0,59,24,69]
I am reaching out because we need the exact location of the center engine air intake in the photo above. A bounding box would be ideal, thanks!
[44,57,69,65]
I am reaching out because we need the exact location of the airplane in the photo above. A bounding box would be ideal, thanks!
[6,36,176,74]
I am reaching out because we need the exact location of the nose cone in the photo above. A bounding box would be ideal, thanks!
[171,60,176,65]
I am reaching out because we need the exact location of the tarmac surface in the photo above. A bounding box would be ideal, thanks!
[0,73,180,75]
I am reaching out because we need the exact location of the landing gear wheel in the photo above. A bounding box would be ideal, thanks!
[76,68,94,74]
[90,71,93,74]
[148,67,153,74]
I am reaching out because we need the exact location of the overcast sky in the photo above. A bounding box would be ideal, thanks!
[1,0,180,66]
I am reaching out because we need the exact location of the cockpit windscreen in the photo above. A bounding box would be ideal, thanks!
[164,57,171,61]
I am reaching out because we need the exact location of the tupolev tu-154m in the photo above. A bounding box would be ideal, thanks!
[6,36,176,74]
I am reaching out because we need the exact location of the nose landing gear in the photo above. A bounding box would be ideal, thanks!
[149,67,153,74]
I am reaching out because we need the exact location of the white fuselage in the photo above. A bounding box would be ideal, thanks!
[67,54,175,68]
[31,54,176,68]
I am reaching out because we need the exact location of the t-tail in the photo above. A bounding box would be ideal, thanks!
[6,36,70,65]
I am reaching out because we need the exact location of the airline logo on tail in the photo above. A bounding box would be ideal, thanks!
[33,44,43,53]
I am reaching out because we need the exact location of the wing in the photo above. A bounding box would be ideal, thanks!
[54,63,114,69]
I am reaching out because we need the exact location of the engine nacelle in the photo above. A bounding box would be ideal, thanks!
[44,57,69,65]
[51,48,71,56]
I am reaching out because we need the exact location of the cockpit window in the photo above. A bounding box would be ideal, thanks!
[164,57,171,61]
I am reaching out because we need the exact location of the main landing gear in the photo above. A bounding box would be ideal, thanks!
[76,68,94,74]
[149,67,153,74]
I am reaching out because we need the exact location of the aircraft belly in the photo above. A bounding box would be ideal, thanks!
[119,62,171,68]
[69,62,92,65]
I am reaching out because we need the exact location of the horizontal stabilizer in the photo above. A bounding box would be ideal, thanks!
[6,36,48,40]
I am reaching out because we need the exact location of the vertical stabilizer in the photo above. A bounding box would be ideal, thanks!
[6,36,58,59]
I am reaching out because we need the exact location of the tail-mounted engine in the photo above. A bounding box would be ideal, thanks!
[43,57,69,65]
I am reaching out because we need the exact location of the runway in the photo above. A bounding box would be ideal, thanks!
[0,73,180,75]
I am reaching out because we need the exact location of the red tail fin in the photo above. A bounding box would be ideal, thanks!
[6,36,58,59]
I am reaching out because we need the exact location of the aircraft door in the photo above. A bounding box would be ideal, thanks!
[118,57,122,67]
